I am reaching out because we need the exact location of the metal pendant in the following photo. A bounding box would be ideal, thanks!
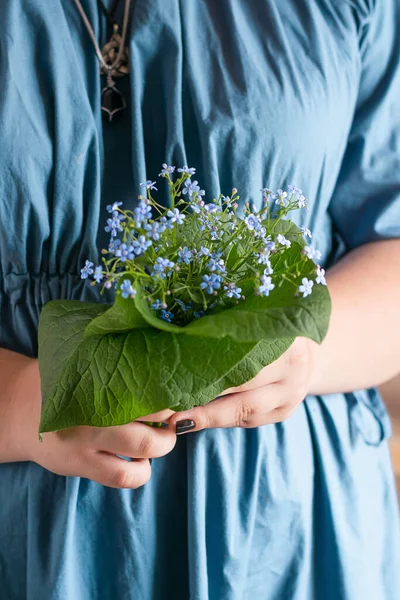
[101,75,126,122]
[100,25,130,123]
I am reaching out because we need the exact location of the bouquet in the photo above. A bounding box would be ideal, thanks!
[38,165,331,434]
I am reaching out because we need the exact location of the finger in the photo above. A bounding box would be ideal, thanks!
[83,452,151,489]
[135,408,175,422]
[170,383,289,432]
[92,421,177,458]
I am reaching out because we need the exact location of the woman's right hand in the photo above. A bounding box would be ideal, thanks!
[0,349,177,489]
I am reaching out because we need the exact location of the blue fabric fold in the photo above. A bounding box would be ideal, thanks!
[1,1,400,598]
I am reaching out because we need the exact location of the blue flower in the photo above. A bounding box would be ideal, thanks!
[204,203,219,214]
[275,189,289,208]
[108,238,122,254]
[80,260,94,279]
[266,241,276,252]
[197,246,211,258]
[132,235,152,256]
[256,248,271,265]
[255,226,267,240]
[178,246,193,265]
[288,184,302,197]
[300,226,312,239]
[276,234,291,248]
[207,257,226,274]
[120,279,136,299]
[258,274,275,296]
[150,299,164,310]
[182,179,200,197]
[176,299,192,312]
[134,200,152,227]
[200,273,222,294]
[222,195,233,206]
[304,245,321,261]
[140,180,158,191]
[93,266,104,283]
[105,217,123,237]
[194,310,205,319]
[178,166,196,175]
[298,277,314,297]
[152,257,175,278]
[245,213,261,231]
[315,266,326,285]
[260,187,273,196]
[189,198,203,214]
[115,243,135,262]
[106,201,123,213]
[144,221,164,241]
[224,283,242,299]
[167,208,185,225]
[160,309,174,323]
[263,263,273,276]
[159,163,176,176]
[297,195,307,208]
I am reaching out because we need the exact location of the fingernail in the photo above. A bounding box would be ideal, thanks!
[176,419,195,435]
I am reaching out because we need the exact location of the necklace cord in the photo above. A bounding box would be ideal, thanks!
[73,0,131,73]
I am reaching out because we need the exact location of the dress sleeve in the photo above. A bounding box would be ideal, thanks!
[329,0,400,250]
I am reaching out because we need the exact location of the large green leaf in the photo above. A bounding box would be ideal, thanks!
[84,292,146,337]
[39,324,294,432]
[38,300,109,406]
[268,218,306,247]
[184,281,329,343]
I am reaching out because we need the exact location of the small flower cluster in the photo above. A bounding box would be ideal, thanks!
[81,165,326,325]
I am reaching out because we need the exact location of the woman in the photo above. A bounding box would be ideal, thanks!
[1,1,400,598]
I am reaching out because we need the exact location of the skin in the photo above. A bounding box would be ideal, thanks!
[1,239,399,488]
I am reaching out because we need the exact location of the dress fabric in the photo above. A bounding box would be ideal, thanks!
[0,1,400,598]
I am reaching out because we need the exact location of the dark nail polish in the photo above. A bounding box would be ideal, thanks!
[176,419,196,435]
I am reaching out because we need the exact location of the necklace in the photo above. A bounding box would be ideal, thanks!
[73,0,131,122]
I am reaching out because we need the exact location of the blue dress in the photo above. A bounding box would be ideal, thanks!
[1,1,400,598]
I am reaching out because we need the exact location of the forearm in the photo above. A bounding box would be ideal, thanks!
[0,349,40,463]
[309,239,400,395]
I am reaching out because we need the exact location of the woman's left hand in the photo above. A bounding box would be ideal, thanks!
[168,337,317,434]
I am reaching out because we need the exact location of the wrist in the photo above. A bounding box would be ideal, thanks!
[3,356,42,463]
[305,338,322,397]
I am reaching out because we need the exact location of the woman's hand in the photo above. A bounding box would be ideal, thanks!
[0,349,176,489]
[169,337,317,433]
